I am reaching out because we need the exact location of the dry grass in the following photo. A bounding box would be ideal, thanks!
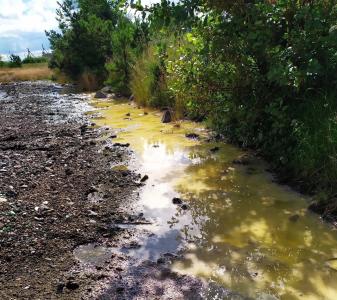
[78,71,100,91]
[0,63,53,83]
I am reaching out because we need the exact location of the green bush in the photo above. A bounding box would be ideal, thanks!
[22,56,48,64]
[130,42,172,108]
[166,0,337,194]
[46,0,337,202]
[8,55,22,68]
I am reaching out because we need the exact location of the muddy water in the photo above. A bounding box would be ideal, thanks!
[91,99,337,300]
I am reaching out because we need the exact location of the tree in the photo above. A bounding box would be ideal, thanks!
[46,0,120,78]
[105,15,136,94]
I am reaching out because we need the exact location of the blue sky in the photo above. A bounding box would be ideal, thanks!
[0,0,160,56]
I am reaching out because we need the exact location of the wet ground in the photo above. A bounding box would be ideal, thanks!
[0,82,205,300]
[2,81,337,300]
[91,99,337,300]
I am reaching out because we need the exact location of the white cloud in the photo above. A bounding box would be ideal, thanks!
[0,0,176,53]
[0,0,58,34]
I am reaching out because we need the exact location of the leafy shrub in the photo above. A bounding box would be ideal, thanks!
[8,55,22,68]
[22,56,48,64]
[130,43,172,108]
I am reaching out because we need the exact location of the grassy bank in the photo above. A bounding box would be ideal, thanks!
[0,63,53,83]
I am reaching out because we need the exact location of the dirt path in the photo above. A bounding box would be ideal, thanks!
[0,82,210,300]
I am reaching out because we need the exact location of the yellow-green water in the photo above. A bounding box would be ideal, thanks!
[91,99,337,300]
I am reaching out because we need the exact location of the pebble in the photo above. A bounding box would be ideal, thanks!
[140,175,149,182]
[0,197,8,204]
[172,198,182,205]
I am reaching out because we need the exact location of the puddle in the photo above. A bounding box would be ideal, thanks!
[73,244,114,266]
[92,99,337,300]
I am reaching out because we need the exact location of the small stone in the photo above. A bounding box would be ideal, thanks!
[113,143,130,148]
[140,175,149,182]
[157,258,165,264]
[0,197,7,204]
[172,198,182,205]
[232,154,251,165]
[289,214,300,222]
[101,86,113,93]
[65,168,73,176]
[161,110,172,123]
[66,281,79,290]
[56,283,65,294]
[94,91,107,99]
[181,204,189,210]
[185,133,199,140]
[88,210,98,217]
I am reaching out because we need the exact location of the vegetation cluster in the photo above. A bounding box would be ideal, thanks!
[47,0,337,212]
[0,54,49,68]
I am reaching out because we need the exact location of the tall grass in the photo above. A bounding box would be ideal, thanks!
[130,45,158,107]
[0,63,53,83]
[78,71,101,91]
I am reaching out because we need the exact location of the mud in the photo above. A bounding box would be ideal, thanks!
[0,82,206,300]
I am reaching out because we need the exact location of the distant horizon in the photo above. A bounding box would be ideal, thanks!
[0,49,51,61]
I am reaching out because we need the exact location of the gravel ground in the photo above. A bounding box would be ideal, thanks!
[0,81,211,300]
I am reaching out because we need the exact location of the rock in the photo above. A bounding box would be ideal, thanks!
[181,204,189,210]
[126,113,131,117]
[5,190,17,198]
[56,282,65,294]
[87,186,98,194]
[232,154,251,165]
[172,198,182,205]
[66,280,79,290]
[140,175,149,182]
[94,91,107,99]
[0,197,7,204]
[110,134,117,139]
[88,210,98,217]
[116,287,125,293]
[101,86,113,93]
[80,124,87,135]
[161,110,172,123]
[289,214,300,222]
[185,133,200,140]
[65,168,73,176]
[113,143,130,148]
[157,258,165,264]
[210,147,220,153]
